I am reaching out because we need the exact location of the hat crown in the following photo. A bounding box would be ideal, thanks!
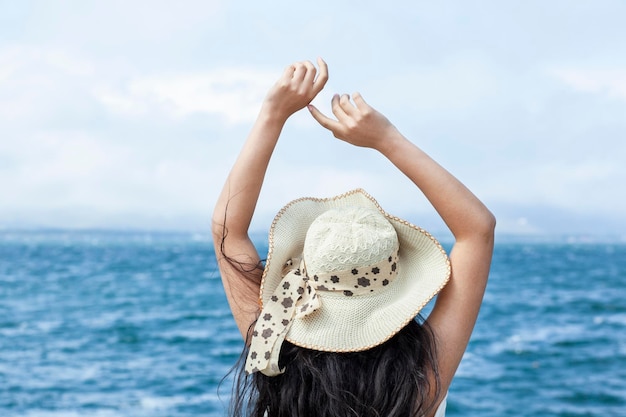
[303,206,399,276]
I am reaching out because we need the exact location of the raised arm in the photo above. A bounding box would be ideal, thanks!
[308,93,496,392]
[212,59,328,339]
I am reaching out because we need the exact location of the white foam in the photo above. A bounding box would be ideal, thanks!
[140,395,186,410]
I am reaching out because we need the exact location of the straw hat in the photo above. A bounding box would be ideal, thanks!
[245,189,450,376]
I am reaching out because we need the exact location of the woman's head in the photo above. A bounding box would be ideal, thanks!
[246,189,450,376]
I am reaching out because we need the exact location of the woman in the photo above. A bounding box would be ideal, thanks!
[212,58,495,417]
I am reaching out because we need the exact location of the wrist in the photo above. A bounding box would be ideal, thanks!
[258,102,291,125]
[375,127,407,156]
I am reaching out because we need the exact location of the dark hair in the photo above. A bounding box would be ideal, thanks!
[228,317,441,417]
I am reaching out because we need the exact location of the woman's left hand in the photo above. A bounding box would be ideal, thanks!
[307,92,400,152]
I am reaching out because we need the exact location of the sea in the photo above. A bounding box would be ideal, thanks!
[1,230,624,417]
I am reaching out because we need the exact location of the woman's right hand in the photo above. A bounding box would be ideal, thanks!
[262,58,329,121]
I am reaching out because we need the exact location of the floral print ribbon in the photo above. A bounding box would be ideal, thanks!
[245,249,399,376]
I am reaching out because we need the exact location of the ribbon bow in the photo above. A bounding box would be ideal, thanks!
[245,259,321,376]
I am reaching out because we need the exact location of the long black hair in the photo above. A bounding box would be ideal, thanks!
[228,317,441,417]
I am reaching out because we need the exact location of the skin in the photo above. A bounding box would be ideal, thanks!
[212,58,496,414]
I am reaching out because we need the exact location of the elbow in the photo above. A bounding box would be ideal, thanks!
[211,219,223,239]
[452,210,496,245]
[211,209,227,245]
[211,208,249,250]
[484,209,497,231]
[478,210,497,241]
[462,209,496,243]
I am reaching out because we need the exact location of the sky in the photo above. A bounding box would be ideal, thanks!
[1,0,625,237]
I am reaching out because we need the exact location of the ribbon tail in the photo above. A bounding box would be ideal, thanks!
[260,330,288,376]
[245,305,294,376]
[244,268,301,376]
[244,259,321,377]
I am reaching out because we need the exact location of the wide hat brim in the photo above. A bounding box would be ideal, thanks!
[259,189,451,352]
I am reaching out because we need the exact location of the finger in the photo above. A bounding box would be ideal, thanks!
[308,104,342,132]
[292,62,307,81]
[331,94,350,122]
[339,94,358,117]
[280,63,296,81]
[352,91,370,111]
[302,60,317,86]
[312,57,329,94]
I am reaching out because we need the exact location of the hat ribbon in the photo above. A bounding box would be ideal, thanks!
[245,248,400,377]
[245,258,320,376]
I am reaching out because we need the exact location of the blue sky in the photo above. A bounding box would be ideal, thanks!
[1,0,625,237]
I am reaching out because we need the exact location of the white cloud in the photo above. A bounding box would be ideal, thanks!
[0,43,281,227]
[0,128,217,226]
[0,45,97,123]
[0,44,280,126]
[494,216,544,236]
[550,67,626,100]
[366,52,502,118]
[0,45,94,78]
[480,159,624,213]
[1,131,132,209]
[94,69,278,124]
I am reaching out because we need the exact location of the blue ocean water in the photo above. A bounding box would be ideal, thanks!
[1,230,624,416]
